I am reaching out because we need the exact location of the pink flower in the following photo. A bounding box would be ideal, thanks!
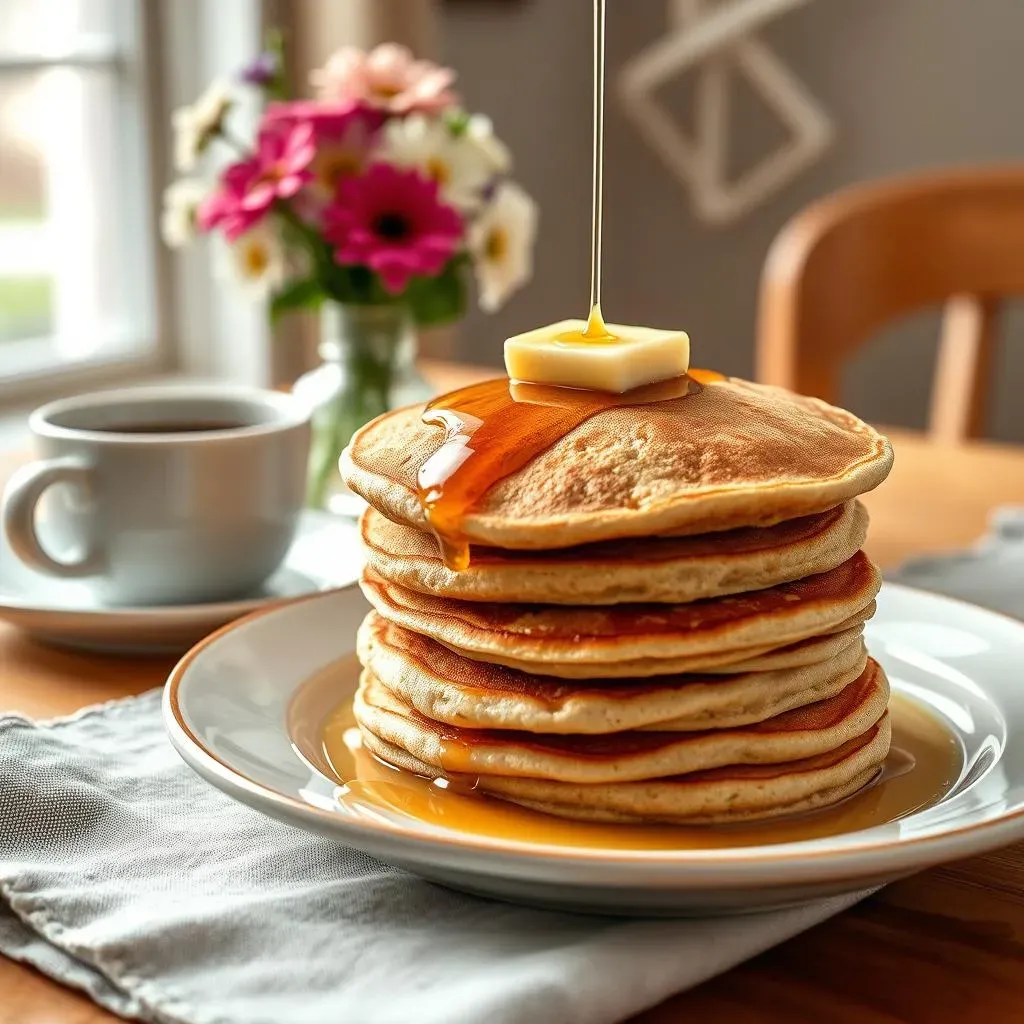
[264,101,380,199]
[324,163,463,294]
[310,43,457,116]
[197,121,315,240]
[262,99,385,139]
[240,121,316,213]
[196,166,259,240]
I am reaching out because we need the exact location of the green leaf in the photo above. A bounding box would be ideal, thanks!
[445,109,471,137]
[406,258,468,327]
[269,277,324,324]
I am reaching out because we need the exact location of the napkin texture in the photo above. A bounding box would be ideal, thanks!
[0,691,865,1024]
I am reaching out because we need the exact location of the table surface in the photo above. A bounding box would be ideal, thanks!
[4,362,1024,1023]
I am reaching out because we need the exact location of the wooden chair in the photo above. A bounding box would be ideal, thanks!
[756,165,1024,441]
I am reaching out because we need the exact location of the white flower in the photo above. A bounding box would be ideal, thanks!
[380,114,495,211]
[225,222,287,298]
[160,178,208,248]
[172,80,235,172]
[463,114,511,176]
[469,181,537,312]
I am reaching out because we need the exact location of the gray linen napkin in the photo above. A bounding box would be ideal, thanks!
[0,691,867,1024]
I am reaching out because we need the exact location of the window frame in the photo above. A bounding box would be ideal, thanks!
[0,0,173,404]
[0,0,273,409]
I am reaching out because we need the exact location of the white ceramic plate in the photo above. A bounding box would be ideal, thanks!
[164,583,1024,915]
[0,511,362,654]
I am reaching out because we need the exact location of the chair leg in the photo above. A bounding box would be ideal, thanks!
[929,295,999,442]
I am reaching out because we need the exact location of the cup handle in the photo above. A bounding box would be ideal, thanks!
[2,456,102,578]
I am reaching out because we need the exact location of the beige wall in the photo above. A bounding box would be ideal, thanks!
[441,0,1024,441]
[290,0,439,70]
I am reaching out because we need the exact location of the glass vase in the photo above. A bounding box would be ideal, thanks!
[293,302,434,515]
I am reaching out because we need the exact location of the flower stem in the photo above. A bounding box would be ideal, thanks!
[218,127,252,157]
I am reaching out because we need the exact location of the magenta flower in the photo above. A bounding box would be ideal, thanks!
[263,101,381,199]
[197,121,315,240]
[196,166,260,240]
[324,163,463,294]
[240,121,316,212]
[263,99,384,133]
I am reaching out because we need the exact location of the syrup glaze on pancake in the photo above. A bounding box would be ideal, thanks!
[354,660,889,784]
[358,612,868,733]
[360,500,868,605]
[341,377,893,552]
[416,374,708,569]
[359,551,882,672]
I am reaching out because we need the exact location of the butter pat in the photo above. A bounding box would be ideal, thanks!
[504,319,690,393]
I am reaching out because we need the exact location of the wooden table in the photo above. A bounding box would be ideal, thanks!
[4,367,1024,1023]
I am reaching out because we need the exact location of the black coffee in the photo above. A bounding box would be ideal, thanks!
[100,420,248,434]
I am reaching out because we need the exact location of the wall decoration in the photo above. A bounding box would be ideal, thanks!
[618,0,833,225]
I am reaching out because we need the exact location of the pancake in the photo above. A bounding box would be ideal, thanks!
[358,612,869,733]
[470,719,891,824]
[509,608,874,679]
[447,609,873,680]
[361,500,868,605]
[359,551,882,678]
[355,660,888,784]
[341,378,893,550]
[700,623,866,675]
[358,703,892,825]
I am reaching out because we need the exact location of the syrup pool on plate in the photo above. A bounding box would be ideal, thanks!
[289,656,965,853]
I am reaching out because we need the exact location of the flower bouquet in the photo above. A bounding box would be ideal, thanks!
[163,38,538,510]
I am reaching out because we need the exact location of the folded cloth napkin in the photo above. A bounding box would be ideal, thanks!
[888,506,1024,617]
[0,691,867,1024]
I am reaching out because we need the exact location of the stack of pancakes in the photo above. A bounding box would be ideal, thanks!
[342,377,894,824]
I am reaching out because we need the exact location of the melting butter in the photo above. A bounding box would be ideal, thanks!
[504,318,690,393]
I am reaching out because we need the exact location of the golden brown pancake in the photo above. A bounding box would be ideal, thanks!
[355,660,889,784]
[341,378,893,549]
[361,500,868,605]
[699,623,866,674]
[359,551,882,678]
[357,702,892,824]
[467,719,892,824]
[358,612,869,733]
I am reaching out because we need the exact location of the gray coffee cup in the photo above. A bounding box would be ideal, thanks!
[1,385,311,606]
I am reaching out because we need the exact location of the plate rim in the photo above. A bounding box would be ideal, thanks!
[163,581,1024,885]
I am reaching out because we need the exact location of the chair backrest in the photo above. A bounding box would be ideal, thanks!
[756,165,1024,441]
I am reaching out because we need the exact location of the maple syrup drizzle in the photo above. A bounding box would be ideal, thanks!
[554,0,615,346]
[293,659,965,851]
[417,373,722,571]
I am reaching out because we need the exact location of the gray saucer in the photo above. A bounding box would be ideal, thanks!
[0,510,363,655]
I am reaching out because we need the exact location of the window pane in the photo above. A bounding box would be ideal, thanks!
[0,64,152,377]
[0,72,53,349]
[0,0,115,58]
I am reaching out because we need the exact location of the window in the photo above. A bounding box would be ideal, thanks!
[0,0,164,398]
